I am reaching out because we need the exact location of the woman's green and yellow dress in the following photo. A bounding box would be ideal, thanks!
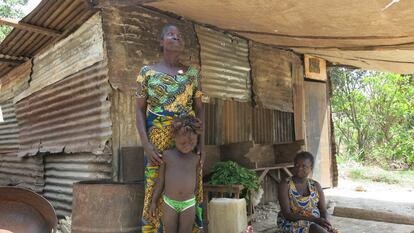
[136,65,204,233]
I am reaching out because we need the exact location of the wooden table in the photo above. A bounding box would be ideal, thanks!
[253,162,294,183]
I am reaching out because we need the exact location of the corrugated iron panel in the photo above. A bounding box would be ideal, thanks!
[15,13,104,102]
[0,102,18,155]
[0,101,44,192]
[222,100,252,144]
[196,25,251,101]
[0,154,44,193]
[0,60,31,103]
[15,61,112,156]
[0,0,96,77]
[252,107,294,144]
[101,5,200,93]
[44,153,112,217]
[203,99,220,145]
[250,43,302,112]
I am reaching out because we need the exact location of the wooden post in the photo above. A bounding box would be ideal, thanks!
[334,207,414,225]
[0,18,61,37]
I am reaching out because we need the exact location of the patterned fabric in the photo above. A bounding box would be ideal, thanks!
[136,65,204,233]
[277,178,340,233]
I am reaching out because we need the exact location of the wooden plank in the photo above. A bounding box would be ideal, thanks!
[334,207,414,225]
[0,57,23,65]
[304,81,332,187]
[0,54,29,66]
[90,0,158,8]
[292,61,305,141]
[267,171,281,183]
[0,18,61,37]
[282,167,293,177]
[253,162,294,171]
[258,168,269,183]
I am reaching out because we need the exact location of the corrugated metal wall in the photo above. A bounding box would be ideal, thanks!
[196,25,251,101]
[252,107,294,144]
[15,61,112,156]
[0,102,18,156]
[203,100,220,145]
[0,101,44,192]
[222,100,252,144]
[15,13,105,102]
[203,99,294,145]
[44,153,112,217]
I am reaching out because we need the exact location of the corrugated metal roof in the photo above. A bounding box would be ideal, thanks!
[196,25,251,101]
[0,101,44,192]
[15,61,112,156]
[250,43,302,112]
[0,0,96,77]
[44,153,112,217]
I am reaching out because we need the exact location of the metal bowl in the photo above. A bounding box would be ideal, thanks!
[0,187,57,233]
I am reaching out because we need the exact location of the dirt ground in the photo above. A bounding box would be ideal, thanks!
[252,178,414,233]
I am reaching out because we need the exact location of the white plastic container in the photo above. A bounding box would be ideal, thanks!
[208,198,247,233]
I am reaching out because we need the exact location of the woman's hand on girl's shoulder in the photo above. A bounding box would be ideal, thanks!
[144,143,163,166]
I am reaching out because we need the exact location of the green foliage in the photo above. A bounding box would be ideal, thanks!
[209,161,260,191]
[0,0,29,41]
[330,68,414,168]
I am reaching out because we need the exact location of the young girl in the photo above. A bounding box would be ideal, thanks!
[149,115,203,233]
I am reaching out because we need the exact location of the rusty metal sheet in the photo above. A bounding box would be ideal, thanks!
[101,6,200,94]
[252,107,294,144]
[203,99,220,145]
[0,0,96,77]
[43,153,112,217]
[196,25,251,101]
[15,13,104,103]
[0,61,31,103]
[250,42,302,112]
[222,100,252,144]
[0,101,44,193]
[15,61,112,156]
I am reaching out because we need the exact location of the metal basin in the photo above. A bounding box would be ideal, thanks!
[0,187,57,233]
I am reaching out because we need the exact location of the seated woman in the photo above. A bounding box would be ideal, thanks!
[277,151,340,233]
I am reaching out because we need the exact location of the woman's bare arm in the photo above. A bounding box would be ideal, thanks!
[136,98,163,165]
[193,82,205,165]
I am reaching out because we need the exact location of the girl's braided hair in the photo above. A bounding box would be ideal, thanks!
[171,115,202,136]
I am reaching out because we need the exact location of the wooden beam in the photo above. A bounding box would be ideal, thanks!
[0,18,61,37]
[334,206,414,225]
[0,54,29,66]
[90,0,158,8]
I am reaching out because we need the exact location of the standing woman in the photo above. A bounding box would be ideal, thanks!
[277,152,340,233]
[135,25,205,233]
